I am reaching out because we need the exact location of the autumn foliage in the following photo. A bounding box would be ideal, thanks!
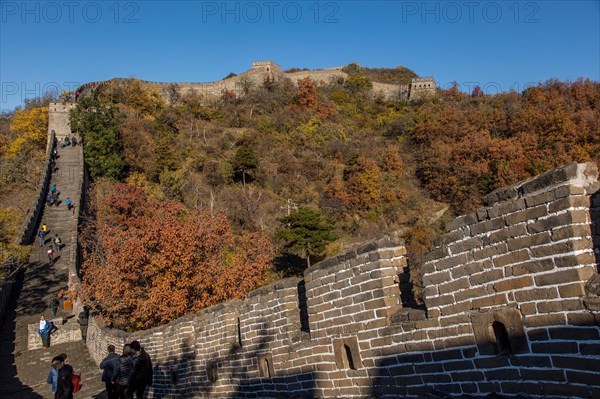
[80,182,273,331]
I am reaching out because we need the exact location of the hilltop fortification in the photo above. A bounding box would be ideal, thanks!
[75,61,436,102]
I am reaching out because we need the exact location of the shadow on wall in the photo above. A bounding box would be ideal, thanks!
[150,327,317,399]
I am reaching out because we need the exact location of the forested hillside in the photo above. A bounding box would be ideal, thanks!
[4,65,598,329]
[0,96,52,278]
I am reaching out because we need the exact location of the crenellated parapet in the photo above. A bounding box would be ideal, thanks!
[82,162,600,398]
[75,61,436,104]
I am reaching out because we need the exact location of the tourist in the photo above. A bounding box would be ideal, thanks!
[77,306,89,343]
[38,229,46,247]
[100,345,121,399]
[113,344,135,399]
[47,245,54,263]
[38,315,50,348]
[52,355,74,399]
[46,354,62,395]
[128,341,153,399]
[54,234,62,252]
[50,298,60,317]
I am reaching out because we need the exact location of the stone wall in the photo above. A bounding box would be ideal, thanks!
[75,61,436,103]
[83,162,600,398]
[16,103,69,245]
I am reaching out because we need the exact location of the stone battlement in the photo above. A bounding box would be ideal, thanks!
[82,161,600,398]
[75,61,436,103]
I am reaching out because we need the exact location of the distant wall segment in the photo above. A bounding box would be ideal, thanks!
[84,162,600,398]
[75,61,436,103]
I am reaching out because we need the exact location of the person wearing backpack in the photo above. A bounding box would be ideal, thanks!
[100,345,121,399]
[52,355,74,399]
[113,344,136,399]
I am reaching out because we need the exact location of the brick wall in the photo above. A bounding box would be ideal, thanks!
[84,162,599,398]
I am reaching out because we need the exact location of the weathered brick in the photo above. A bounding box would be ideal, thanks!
[558,283,586,298]
[425,294,455,308]
[554,252,596,268]
[507,232,552,252]
[505,205,548,225]
[524,190,555,208]
[434,253,470,271]
[537,299,584,313]
[454,287,486,303]
[519,302,537,315]
[473,356,510,369]
[567,312,596,326]
[507,259,555,277]
[446,213,478,232]
[440,301,472,316]
[451,262,486,280]
[432,349,463,361]
[493,276,534,292]
[548,195,590,213]
[493,249,530,268]
[487,198,526,219]
[535,267,595,286]
[448,237,483,255]
[519,368,566,382]
[514,287,558,302]
[483,368,521,380]
[552,224,593,241]
[472,243,507,261]
[442,228,468,245]
[579,343,600,356]
[548,326,600,340]
[450,370,484,381]
[442,359,474,372]
[541,382,591,398]
[471,293,507,309]
[566,370,600,386]
[524,313,567,327]
[531,341,579,354]
[509,355,552,368]
[438,277,470,295]
[531,239,592,258]
[470,218,506,236]
[422,270,451,286]
[469,269,503,286]
[487,225,528,246]
[527,211,589,234]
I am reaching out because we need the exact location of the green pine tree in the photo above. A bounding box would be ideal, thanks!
[275,207,338,269]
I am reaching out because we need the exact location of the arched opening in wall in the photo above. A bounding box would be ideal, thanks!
[344,344,356,370]
[333,337,362,370]
[491,321,512,356]
[298,280,311,336]
[257,353,274,378]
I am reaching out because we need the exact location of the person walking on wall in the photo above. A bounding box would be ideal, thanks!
[38,229,46,247]
[52,355,74,399]
[50,298,60,317]
[77,307,89,343]
[100,345,121,399]
[128,341,153,399]
[54,233,62,252]
[112,344,135,399]
[47,245,55,264]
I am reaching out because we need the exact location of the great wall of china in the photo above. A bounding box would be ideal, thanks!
[74,61,437,103]
[4,92,599,398]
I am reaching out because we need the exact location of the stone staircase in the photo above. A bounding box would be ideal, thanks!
[0,141,108,398]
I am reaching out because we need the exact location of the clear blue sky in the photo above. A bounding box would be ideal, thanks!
[1,0,599,112]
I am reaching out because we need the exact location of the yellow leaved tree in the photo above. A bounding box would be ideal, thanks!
[5,107,48,157]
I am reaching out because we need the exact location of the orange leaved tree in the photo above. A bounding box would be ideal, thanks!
[80,183,273,331]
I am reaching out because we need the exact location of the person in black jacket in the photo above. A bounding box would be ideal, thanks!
[113,344,135,399]
[100,345,121,399]
[128,341,153,398]
[52,355,74,399]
